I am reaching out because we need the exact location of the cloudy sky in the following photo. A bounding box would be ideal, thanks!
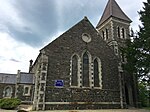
[0,0,147,74]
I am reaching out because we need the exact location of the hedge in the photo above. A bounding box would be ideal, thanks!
[0,98,21,109]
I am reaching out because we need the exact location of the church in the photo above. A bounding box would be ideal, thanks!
[0,0,139,110]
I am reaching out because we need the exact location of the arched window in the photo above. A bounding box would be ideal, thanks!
[3,86,12,97]
[71,55,78,86]
[82,52,89,87]
[114,45,118,55]
[122,28,125,39]
[94,59,100,87]
[118,27,120,38]
[106,28,109,39]
[113,41,118,55]
[102,31,105,39]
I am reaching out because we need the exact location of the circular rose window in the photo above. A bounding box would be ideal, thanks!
[82,33,91,43]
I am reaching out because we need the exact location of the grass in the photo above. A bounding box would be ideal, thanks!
[144,107,150,110]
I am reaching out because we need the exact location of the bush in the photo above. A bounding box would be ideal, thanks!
[139,83,149,107]
[0,98,21,109]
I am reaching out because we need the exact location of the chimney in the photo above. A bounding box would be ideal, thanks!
[16,70,21,83]
[29,59,33,73]
[15,70,21,98]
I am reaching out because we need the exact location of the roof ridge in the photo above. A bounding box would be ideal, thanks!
[96,0,132,28]
[110,0,113,16]
[0,73,16,75]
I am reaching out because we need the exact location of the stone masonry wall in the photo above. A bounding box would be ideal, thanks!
[42,18,121,110]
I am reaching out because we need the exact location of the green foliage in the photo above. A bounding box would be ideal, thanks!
[144,107,150,110]
[121,38,138,75]
[136,0,150,83]
[139,82,149,107]
[137,1,150,106]
[122,0,150,84]
[0,98,21,109]
[121,0,150,107]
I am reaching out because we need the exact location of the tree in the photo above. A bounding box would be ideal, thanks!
[121,38,136,77]
[123,0,150,85]
[122,0,150,107]
[121,0,150,106]
[138,82,149,107]
[136,0,150,83]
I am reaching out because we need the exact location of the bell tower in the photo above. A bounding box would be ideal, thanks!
[96,0,131,57]
[96,0,139,108]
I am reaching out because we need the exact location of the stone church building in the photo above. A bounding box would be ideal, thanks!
[0,0,138,110]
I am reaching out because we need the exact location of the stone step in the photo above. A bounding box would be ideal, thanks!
[18,105,33,111]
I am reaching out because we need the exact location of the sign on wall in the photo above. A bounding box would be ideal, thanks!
[54,80,64,87]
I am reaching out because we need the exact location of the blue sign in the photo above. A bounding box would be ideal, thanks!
[54,80,64,87]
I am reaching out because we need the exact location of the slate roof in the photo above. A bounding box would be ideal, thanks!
[0,73,16,84]
[97,0,132,27]
[0,72,34,84]
[20,72,34,84]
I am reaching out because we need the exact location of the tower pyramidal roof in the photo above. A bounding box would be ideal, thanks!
[97,0,132,27]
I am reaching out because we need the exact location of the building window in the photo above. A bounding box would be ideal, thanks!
[82,52,89,87]
[3,86,12,98]
[118,27,120,38]
[102,31,105,39]
[42,63,47,71]
[41,72,46,80]
[106,28,109,39]
[40,83,45,91]
[114,45,119,55]
[94,59,100,87]
[23,85,31,96]
[122,28,125,39]
[71,55,78,86]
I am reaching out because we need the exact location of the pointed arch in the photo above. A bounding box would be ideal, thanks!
[3,86,12,98]
[117,26,120,38]
[93,57,102,88]
[108,41,118,56]
[94,58,99,87]
[102,30,105,39]
[71,54,80,86]
[106,28,109,39]
[113,41,119,55]
[82,51,91,87]
[122,28,126,39]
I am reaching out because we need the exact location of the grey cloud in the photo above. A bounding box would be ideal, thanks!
[1,0,110,47]
[8,25,46,47]
[10,58,20,63]
[55,0,106,30]
[4,0,59,47]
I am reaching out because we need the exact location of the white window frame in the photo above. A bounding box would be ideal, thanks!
[23,85,31,96]
[117,26,121,38]
[70,53,81,88]
[3,86,12,98]
[121,27,126,39]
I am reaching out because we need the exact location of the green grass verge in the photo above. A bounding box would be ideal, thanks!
[144,107,150,110]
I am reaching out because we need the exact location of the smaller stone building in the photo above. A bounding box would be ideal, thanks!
[0,70,34,104]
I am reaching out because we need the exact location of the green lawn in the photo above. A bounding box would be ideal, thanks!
[144,107,150,110]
